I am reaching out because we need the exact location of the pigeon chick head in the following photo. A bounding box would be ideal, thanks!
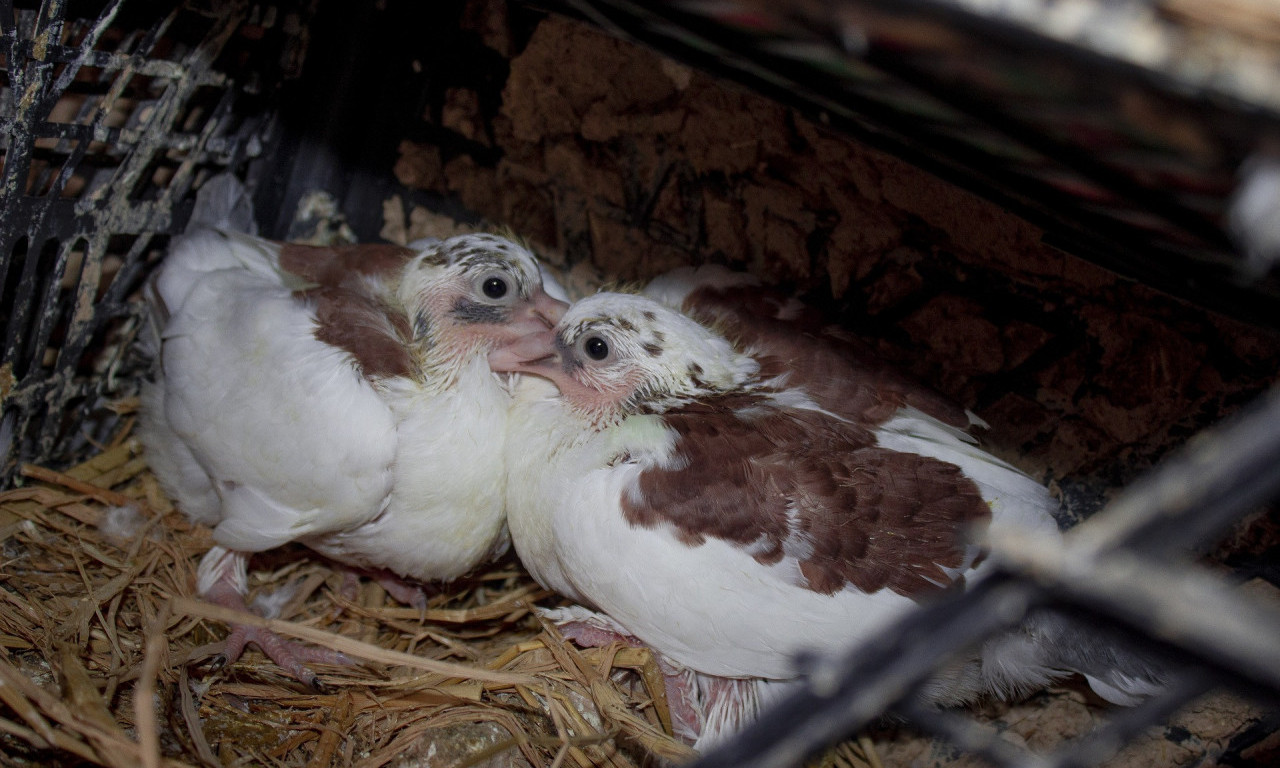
[400,234,567,365]
[490,292,759,422]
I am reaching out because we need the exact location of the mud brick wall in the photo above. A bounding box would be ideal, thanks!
[388,0,1280,516]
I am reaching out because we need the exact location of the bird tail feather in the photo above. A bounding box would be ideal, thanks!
[1025,610,1170,706]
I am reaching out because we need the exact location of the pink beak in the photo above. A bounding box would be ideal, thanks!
[505,289,568,337]
[489,328,560,375]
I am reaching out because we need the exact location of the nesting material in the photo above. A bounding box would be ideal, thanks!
[0,418,1271,767]
[0,432,701,767]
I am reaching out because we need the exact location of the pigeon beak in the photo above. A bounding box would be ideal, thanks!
[506,290,569,337]
[489,328,561,375]
[533,290,569,327]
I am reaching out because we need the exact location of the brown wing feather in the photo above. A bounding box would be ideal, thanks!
[278,242,415,290]
[307,286,416,380]
[278,243,419,380]
[621,393,990,598]
[683,284,972,430]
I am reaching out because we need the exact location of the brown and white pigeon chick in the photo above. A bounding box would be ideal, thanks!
[490,286,1165,749]
[139,228,566,686]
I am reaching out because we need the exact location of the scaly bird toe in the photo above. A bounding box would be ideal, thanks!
[219,622,352,688]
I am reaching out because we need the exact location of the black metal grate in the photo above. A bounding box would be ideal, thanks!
[0,0,304,485]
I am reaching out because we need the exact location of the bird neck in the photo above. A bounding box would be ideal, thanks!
[414,333,488,389]
[382,349,494,401]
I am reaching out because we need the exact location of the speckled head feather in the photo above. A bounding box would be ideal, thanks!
[273,233,564,389]
[402,233,545,311]
[428,233,538,269]
[519,293,761,420]
[392,234,561,376]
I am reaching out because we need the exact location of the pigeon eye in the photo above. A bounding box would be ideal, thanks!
[482,276,508,299]
[583,336,610,361]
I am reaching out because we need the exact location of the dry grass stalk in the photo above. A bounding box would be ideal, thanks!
[168,597,537,686]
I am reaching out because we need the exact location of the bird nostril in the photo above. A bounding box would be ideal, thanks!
[535,297,569,328]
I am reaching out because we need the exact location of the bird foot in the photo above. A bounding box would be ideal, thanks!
[216,622,352,691]
[336,566,431,612]
[554,613,644,649]
[553,614,704,744]
[201,571,353,689]
[373,572,431,610]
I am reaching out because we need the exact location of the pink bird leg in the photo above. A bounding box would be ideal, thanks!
[199,546,351,690]
[335,566,431,612]
[557,615,705,744]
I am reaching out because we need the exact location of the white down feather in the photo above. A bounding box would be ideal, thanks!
[147,248,398,552]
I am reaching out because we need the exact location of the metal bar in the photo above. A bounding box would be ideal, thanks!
[45,0,122,94]
[1065,383,1280,558]
[0,119,238,158]
[19,236,69,383]
[70,5,182,217]
[95,231,154,311]
[2,237,43,377]
[688,575,1040,768]
[0,1,57,307]
[27,43,229,83]
[987,535,1280,696]
[33,0,125,206]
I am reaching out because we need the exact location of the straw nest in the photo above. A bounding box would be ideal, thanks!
[0,412,1269,767]
[0,415,700,767]
[0,396,886,768]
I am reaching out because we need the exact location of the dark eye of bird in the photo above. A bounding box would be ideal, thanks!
[584,336,609,361]
[482,276,508,299]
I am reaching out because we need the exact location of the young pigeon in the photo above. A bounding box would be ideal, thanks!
[491,289,1165,748]
[139,228,567,686]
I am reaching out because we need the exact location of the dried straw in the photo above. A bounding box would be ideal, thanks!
[0,431,706,767]
[12,418,1234,767]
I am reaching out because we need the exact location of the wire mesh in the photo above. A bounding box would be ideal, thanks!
[0,0,304,485]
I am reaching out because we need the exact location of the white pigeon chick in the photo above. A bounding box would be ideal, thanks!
[491,289,1165,748]
[139,228,567,686]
